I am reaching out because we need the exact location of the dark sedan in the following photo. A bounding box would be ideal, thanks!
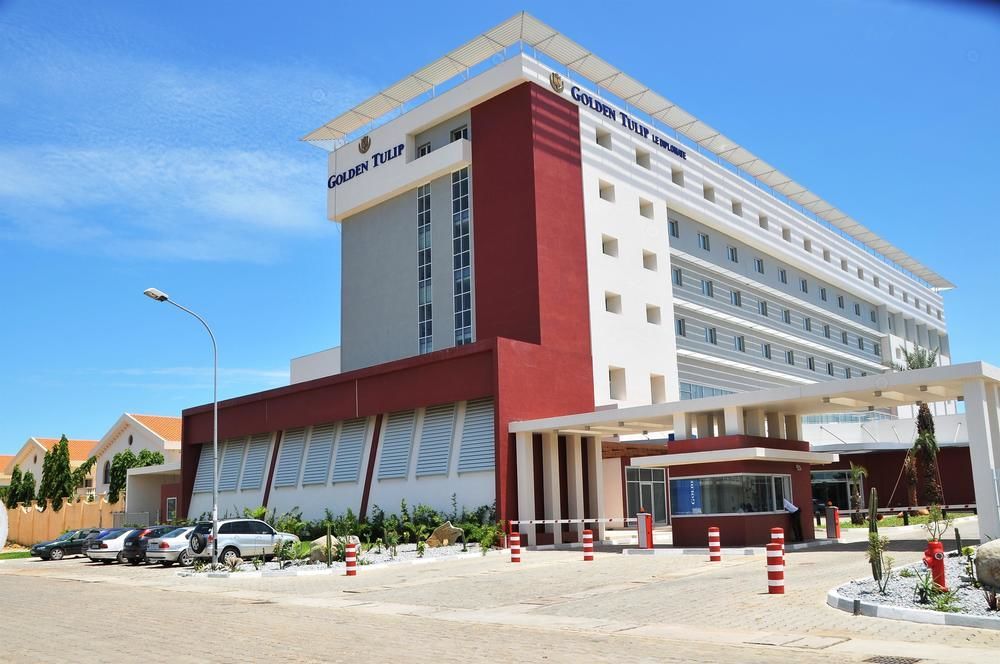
[29,528,103,560]
[122,525,181,565]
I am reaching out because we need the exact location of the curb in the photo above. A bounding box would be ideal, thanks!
[621,538,844,556]
[826,587,1000,631]
[838,515,978,536]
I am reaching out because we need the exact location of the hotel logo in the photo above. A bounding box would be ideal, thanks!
[549,72,564,93]
[358,135,372,154]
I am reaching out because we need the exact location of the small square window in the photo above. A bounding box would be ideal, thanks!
[703,185,715,203]
[758,215,769,230]
[838,295,845,309]
[804,317,812,332]
[786,350,795,365]
[874,342,881,356]
[650,374,666,404]
[702,280,714,297]
[646,304,661,325]
[727,246,739,263]
[778,268,787,284]
[782,309,791,324]
[841,258,849,272]
[762,343,772,359]
[638,198,654,219]
[599,180,615,202]
[734,335,746,352]
[754,258,764,274]
[758,300,768,317]
[416,142,432,157]
[705,327,718,345]
[731,290,742,307]
[845,367,853,379]
[800,278,808,293]
[803,239,812,253]
[601,234,619,257]
[807,356,816,371]
[605,292,622,314]
[820,287,827,302]
[609,367,626,400]
[870,310,877,323]
[668,219,679,238]
[732,201,743,217]
[675,318,686,337]
[858,337,865,351]
[842,331,849,344]
[873,276,880,288]
[857,267,865,280]
[450,125,468,141]
[642,250,658,271]
[596,127,612,149]
[672,267,683,287]
[854,303,862,316]
[889,284,895,296]
[671,168,684,186]
[823,249,831,262]
[635,147,651,169]
[782,228,792,242]
[697,233,711,251]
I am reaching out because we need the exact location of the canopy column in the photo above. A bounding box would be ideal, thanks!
[964,379,1000,542]
[515,431,537,546]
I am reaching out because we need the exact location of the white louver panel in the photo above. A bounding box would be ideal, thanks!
[415,404,456,477]
[273,428,306,487]
[192,444,214,493]
[302,424,336,485]
[458,398,495,472]
[377,410,416,479]
[240,433,271,490]
[217,438,246,491]
[332,418,367,483]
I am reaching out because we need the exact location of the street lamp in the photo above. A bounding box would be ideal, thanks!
[143,287,219,569]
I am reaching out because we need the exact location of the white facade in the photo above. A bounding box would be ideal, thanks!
[290,346,341,384]
[90,414,181,496]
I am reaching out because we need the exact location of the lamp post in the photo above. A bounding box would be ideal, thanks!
[143,287,219,569]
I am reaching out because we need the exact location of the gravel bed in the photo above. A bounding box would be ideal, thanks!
[188,542,482,575]
[836,553,998,617]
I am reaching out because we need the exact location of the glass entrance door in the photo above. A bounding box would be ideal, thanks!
[626,467,669,524]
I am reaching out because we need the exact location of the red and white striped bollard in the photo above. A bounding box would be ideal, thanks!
[510,531,521,563]
[770,527,784,556]
[708,526,721,562]
[582,529,594,562]
[345,542,357,577]
[766,542,784,594]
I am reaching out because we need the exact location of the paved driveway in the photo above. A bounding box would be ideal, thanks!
[0,518,995,663]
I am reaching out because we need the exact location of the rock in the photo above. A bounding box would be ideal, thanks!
[308,534,360,563]
[975,539,1000,589]
[426,521,464,548]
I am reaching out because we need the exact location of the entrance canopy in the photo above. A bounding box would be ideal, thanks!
[511,361,1000,543]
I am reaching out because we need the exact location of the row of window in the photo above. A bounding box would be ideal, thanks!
[590,128,942,321]
[417,184,433,354]
[676,316,870,379]
[452,167,473,346]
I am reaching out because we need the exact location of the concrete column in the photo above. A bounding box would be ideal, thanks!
[673,412,691,440]
[784,414,802,441]
[745,409,766,437]
[723,407,745,436]
[541,432,562,545]
[694,412,712,439]
[514,431,537,546]
[564,435,586,539]
[586,437,606,540]
[876,304,890,334]
[765,411,786,439]
[963,380,1000,542]
[916,324,929,349]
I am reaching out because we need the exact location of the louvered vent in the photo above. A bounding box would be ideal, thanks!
[192,444,215,493]
[332,418,367,483]
[458,398,495,472]
[378,410,416,479]
[273,428,306,487]
[415,404,456,476]
[217,438,246,491]
[302,424,336,485]
[240,433,271,490]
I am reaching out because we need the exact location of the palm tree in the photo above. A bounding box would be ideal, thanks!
[894,346,942,506]
[849,462,868,525]
[894,346,938,373]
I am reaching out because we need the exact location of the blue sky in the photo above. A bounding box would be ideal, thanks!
[0,1,997,454]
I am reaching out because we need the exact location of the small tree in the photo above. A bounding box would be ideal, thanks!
[20,471,36,504]
[849,462,868,525]
[6,466,23,507]
[38,435,78,510]
[108,449,165,504]
[913,404,943,506]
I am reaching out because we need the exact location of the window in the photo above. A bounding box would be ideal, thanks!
[451,167,473,345]
[827,362,835,376]
[646,304,661,324]
[676,318,686,337]
[804,317,812,332]
[837,295,845,309]
[103,461,111,485]
[638,198,654,219]
[165,497,177,522]
[889,284,895,296]
[635,147,651,169]
[670,474,792,516]
[609,367,627,400]
[903,292,909,303]
[858,337,865,351]
[762,343,772,359]
[605,292,622,314]
[705,327,718,345]
[854,303,861,316]
[782,308,791,324]
[824,324,831,339]
[668,219,679,238]
[601,235,619,257]
[672,267,683,286]
[642,250,658,271]
[841,258,849,272]
[870,310,877,323]
[823,249,831,262]
[671,168,684,186]
[416,142,431,157]
[803,239,812,253]
[650,374,667,404]
[702,280,714,297]
[595,127,612,149]
[450,125,468,141]
[857,267,864,280]
[758,300,768,317]
[842,330,849,344]
[598,179,615,202]
[732,201,743,217]
[820,287,827,302]
[703,185,715,202]
[873,276,880,288]
[758,215,769,230]
[782,228,792,242]
[697,233,711,251]
[727,246,739,263]
[800,278,808,293]
[417,183,433,354]
[734,335,746,352]
[845,367,853,379]
[786,350,795,365]
[778,268,787,284]
[807,356,816,371]
[730,290,742,307]
[874,342,881,356]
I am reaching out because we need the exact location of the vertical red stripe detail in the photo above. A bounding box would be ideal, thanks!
[261,430,283,508]
[358,413,384,519]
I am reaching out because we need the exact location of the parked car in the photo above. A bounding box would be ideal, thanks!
[188,519,298,565]
[29,528,103,560]
[86,528,138,564]
[145,526,195,567]
[122,525,183,565]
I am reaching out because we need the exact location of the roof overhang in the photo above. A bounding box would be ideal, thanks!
[630,447,839,467]
[126,462,181,478]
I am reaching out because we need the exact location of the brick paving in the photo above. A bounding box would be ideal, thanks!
[0,519,996,663]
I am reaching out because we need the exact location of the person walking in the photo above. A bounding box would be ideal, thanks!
[783,498,804,542]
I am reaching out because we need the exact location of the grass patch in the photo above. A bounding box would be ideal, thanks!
[0,551,32,560]
[841,512,973,529]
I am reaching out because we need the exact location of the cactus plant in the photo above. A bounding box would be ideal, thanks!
[866,487,894,593]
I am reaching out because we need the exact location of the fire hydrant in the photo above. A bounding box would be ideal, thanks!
[923,540,947,591]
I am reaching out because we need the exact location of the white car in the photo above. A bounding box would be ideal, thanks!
[86,528,139,564]
[188,519,299,565]
[145,526,195,567]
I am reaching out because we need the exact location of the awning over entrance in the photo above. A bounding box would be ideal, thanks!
[629,447,838,468]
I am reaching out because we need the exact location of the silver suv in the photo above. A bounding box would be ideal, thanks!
[187,519,299,564]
